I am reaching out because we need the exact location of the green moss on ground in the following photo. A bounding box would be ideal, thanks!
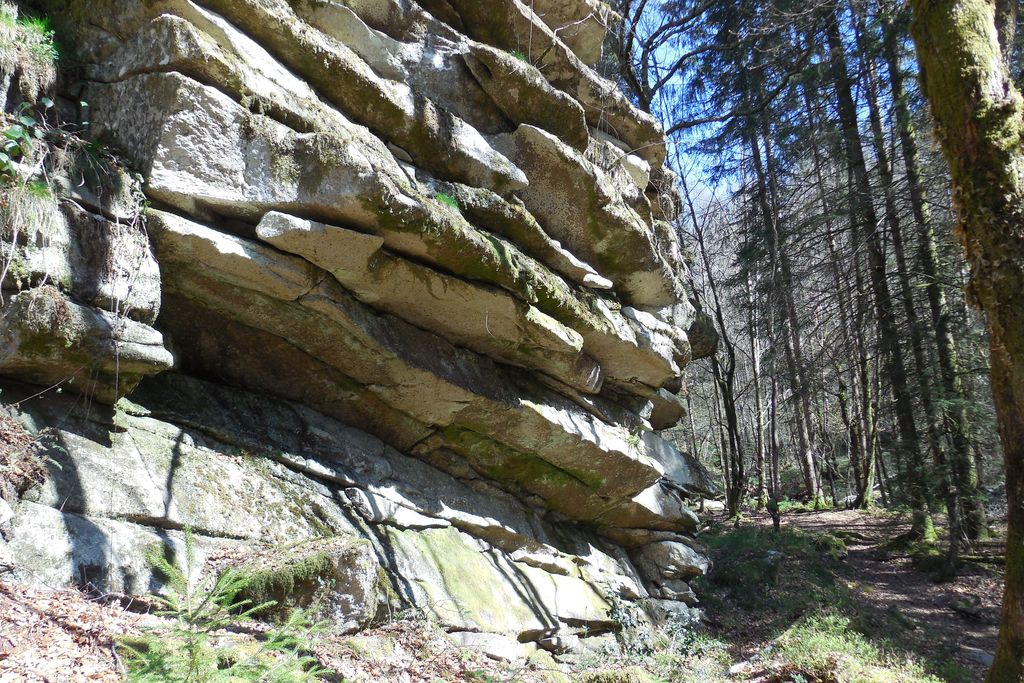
[577,667,653,683]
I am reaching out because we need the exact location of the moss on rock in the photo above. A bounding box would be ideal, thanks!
[235,536,380,632]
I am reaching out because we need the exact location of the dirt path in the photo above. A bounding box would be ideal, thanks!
[757,508,1002,681]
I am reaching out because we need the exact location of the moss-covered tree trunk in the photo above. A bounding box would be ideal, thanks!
[910,1,1024,679]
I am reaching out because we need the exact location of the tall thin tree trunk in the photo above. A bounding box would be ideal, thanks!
[861,23,960,569]
[749,127,821,503]
[827,13,933,537]
[801,76,870,508]
[747,274,768,509]
[683,170,747,517]
[851,215,879,509]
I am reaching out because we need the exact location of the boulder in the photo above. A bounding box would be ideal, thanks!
[633,540,710,583]
[8,501,241,594]
[20,412,356,544]
[0,190,159,324]
[0,376,655,649]
[650,578,698,605]
[436,181,613,290]
[529,0,619,64]
[463,43,589,149]
[441,0,667,168]
[255,211,602,393]
[0,0,713,652]
[184,0,528,194]
[383,526,613,637]
[342,488,451,530]
[90,75,685,395]
[147,214,701,514]
[236,537,380,633]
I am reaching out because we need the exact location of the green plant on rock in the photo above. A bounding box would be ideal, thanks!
[120,528,329,683]
[0,100,49,181]
[0,3,58,102]
[625,432,642,452]
[434,191,461,212]
[607,595,653,660]
[16,16,57,61]
[0,96,106,191]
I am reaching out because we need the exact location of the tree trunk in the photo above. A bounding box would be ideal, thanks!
[827,13,933,537]
[801,75,870,508]
[749,126,821,503]
[769,333,782,499]
[861,24,961,570]
[852,200,880,509]
[747,273,769,509]
[910,2,1024,678]
[683,169,747,517]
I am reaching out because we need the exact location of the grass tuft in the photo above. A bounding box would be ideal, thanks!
[0,3,58,103]
[434,191,461,211]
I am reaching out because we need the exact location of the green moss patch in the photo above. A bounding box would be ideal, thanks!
[237,545,336,604]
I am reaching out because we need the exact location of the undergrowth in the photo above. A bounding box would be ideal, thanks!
[775,613,953,682]
[119,529,329,683]
[528,522,968,682]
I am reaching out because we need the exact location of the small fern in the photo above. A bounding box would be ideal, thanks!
[120,528,329,683]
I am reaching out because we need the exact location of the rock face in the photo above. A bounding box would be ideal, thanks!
[0,0,715,655]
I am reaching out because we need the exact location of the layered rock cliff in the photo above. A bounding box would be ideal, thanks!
[0,0,715,659]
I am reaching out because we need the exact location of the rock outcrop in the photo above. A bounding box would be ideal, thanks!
[0,0,715,658]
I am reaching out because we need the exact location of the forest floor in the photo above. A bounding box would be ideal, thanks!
[764,508,1002,675]
[711,506,1005,682]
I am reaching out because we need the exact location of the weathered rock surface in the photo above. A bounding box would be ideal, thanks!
[1,377,663,643]
[0,286,171,402]
[531,0,619,65]
[254,211,602,393]
[0,0,713,656]
[494,124,685,308]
